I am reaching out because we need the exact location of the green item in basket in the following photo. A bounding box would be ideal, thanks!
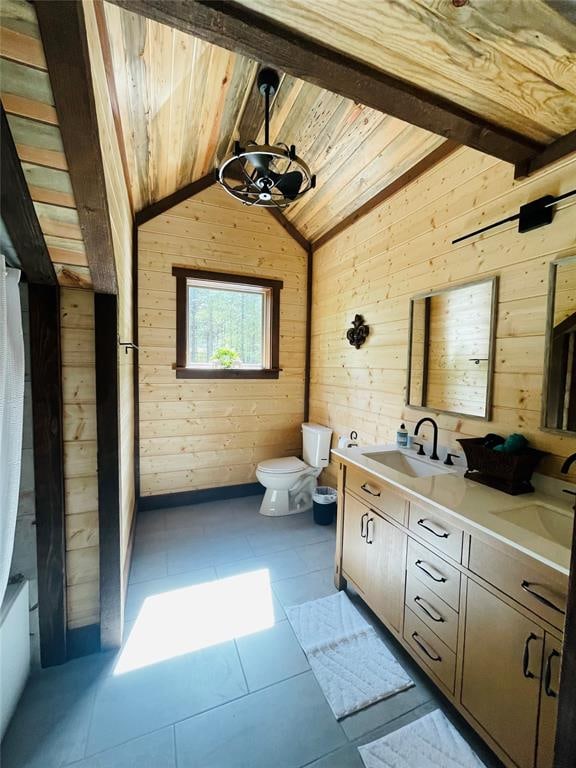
[493,433,528,454]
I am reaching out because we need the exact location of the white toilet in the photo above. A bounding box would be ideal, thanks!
[256,423,333,516]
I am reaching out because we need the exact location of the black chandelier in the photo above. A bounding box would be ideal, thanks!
[216,68,316,208]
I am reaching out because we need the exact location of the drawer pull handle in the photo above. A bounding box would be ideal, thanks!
[411,632,441,662]
[366,517,374,544]
[522,632,538,679]
[415,560,447,583]
[544,649,560,698]
[417,519,449,539]
[360,512,368,539]
[414,596,445,623]
[360,482,381,497]
[521,581,565,615]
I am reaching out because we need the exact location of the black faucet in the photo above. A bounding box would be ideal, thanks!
[561,453,576,474]
[414,417,439,461]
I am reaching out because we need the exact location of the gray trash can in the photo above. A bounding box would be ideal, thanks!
[313,486,337,526]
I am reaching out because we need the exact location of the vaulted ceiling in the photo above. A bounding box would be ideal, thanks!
[102,2,446,241]
[101,0,576,241]
[3,0,575,266]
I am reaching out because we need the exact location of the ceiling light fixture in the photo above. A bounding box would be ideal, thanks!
[216,68,316,208]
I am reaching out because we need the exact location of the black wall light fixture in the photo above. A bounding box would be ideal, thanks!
[452,188,576,245]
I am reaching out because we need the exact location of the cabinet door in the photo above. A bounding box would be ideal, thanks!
[365,511,407,632]
[536,635,562,768]
[462,579,543,768]
[342,493,368,591]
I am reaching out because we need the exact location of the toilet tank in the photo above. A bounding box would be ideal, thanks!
[302,423,333,468]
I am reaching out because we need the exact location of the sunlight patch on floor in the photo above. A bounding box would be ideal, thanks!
[114,569,275,675]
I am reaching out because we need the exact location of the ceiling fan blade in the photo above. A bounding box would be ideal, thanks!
[248,153,272,173]
[271,170,303,201]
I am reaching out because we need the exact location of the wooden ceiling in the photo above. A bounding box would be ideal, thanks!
[234,0,576,144]
[102,2,446,241]
[7,0,573,255]
[0,0,92,288]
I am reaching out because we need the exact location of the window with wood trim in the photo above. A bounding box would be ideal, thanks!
[172,267,282,379]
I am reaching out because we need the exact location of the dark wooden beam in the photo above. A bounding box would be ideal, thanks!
[1,103,55,285]
[36,0,118,294]
[304,243,313,423]
[313,140,460,250]
[515,129,576,179]
[95,292,122,649]
[132,222,141,499]
[135,172,216,225]
[267,208,309,252]
[108,0,542,165]
[29,283,67,666]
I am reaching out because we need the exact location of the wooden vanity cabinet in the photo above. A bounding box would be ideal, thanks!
[341,492,407,632]
[336,460,566,768]
[461,579,544,768]
[536,635,562,768]
[341,492,369,590]
[365,509,407,632]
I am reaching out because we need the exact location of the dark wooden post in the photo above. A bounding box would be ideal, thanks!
[94,293,122,648]
[29,283,67,666]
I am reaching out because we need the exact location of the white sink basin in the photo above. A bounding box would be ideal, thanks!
[362,451,453,478]
[495,504,574,548]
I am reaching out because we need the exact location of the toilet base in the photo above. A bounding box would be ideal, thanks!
[258,479,316,517]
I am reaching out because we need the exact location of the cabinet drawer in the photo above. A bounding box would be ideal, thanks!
[407,538,461,611]
[404,607,456,693]
[405,571,459,651]
[469,538,568,631]
[408,503,463,562]
[346,466,407,525]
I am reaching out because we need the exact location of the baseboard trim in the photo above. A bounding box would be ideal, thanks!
[138,482,263,512]
[67,623,101,660]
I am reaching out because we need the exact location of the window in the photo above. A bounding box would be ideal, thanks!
[172,267,283,379]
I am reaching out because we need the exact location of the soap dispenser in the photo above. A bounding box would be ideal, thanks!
[396,423,408,448]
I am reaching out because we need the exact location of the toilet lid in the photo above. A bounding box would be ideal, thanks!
[257,456,308,474]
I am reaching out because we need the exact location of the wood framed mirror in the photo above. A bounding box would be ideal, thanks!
[406,276,498,420]
[542,255,576,435]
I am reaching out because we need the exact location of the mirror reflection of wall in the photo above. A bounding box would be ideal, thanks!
[408,277,497,419]
[543,256,576,434]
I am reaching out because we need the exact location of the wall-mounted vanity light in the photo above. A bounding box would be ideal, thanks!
[452,188,576,245]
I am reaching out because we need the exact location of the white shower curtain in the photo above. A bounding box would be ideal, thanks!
[0,255,24,607]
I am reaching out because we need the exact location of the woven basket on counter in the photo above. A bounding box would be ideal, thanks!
[457,438,547,495]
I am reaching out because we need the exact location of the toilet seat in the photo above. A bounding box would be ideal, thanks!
[257,456,308,474]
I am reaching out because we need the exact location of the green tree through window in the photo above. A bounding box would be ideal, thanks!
[187,284,264,367]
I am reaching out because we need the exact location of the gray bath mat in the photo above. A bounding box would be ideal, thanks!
[286,592,413,719]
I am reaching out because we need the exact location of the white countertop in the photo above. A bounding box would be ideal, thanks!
[332,444,575,576]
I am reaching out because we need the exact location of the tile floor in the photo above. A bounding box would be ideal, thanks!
[2,494,504,768]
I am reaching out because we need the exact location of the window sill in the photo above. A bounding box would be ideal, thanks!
[175,367,281,380]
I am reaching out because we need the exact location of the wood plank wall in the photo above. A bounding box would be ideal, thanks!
[137,185,307,497]
[311,147,576,486]
[84,0,135,602]
[61,288,99,629]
